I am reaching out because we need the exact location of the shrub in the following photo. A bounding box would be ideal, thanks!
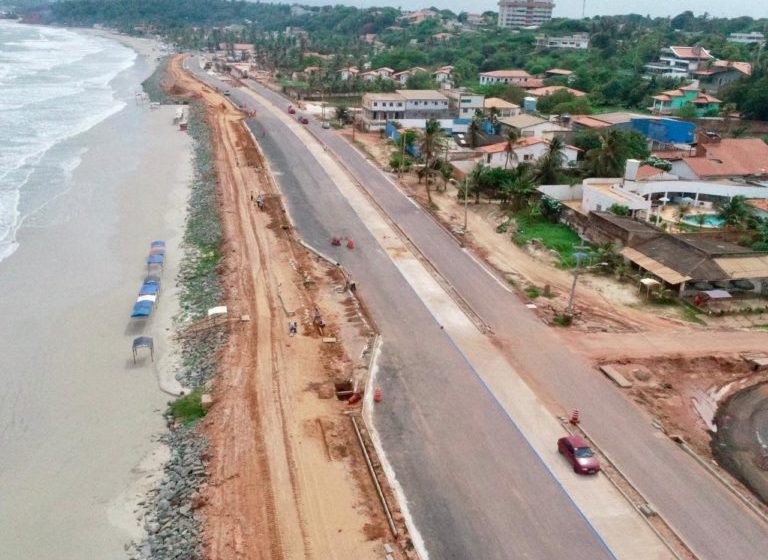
[169,389,206,425]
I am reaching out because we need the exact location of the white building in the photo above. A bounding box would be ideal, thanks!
[434,65,453,83]
[479,69,531,85]
[644,45,714,79]
[497,0,554,28]
[361,90,451,131]
[484,97,521,118]
[534,33,589,50]
[728,32,765,45]
[445,90,485,119]
[499,113,568,138]
[478,137,579,169]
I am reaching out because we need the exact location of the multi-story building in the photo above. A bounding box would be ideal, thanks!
[650,84,721,116]
[643,45,713,79]
[534,33,589,50]
[478,69,532,85]
[728,31,765,45]
[361,90,450,131]
[444,90,485,119]
[497,0,554,29]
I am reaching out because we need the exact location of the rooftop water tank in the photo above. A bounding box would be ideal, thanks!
[523,96,537,113]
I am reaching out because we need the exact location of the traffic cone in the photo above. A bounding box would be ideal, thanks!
[569,409,580,425]
[331,236,341,246]
[346,238,355,249]
[374,388,382,403]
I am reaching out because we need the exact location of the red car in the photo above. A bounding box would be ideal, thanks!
[558,435,600,475]
[287,105,296,114]
[298,116,309,125]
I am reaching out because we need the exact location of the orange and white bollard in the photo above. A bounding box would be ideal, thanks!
[374,387,382,403]
[569,409,580,425]
[346,238,355,249]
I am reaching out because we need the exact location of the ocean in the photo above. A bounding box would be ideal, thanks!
[0,21,136,262]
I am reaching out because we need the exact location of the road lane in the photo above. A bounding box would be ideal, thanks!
[182,59,617,559]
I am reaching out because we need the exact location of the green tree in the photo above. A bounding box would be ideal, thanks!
[504,129,519,169]
[675,204,692,223]
[501,166,535,210]
[335,105,350,124]
[418,119,445,204]
[608,204,630,216]
[535,136,565,185]
[718,196,752,229]
[675,103,698,120]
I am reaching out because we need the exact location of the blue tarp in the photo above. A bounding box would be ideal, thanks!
[131,300,153,318]
[147,254,165,264]
[144,275,161,285]
[139,283,160,296]
[150,240,166,248]
[149,247,166,256]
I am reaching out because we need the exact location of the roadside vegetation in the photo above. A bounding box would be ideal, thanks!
[168,388,206,424]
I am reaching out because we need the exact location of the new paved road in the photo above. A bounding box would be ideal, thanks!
[234,75,768,559]
[184,59,616,559]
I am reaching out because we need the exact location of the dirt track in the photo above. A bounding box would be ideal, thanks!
[165,56,393,560]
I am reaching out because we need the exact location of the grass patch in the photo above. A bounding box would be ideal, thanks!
[514,213,583,268]
[680,303,706,325]
[524,285,540,299]
[553,313,573,327]
[169,389,206,424]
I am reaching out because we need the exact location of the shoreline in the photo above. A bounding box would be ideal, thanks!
[0,25,194,559]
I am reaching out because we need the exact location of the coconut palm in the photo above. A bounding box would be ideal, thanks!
[693,213,708,230]
[504,129,519,169]
[718,195,752,228]
[534,136,565,185]
[585,129,626,177]
[675,204,692,223]
[501,166,535,210]
[467,118,481,148]
[418,119,445,204]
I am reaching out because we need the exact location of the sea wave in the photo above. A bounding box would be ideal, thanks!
[0,22,136,263]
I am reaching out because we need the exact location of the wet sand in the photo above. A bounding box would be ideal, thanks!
[0,38,191,558]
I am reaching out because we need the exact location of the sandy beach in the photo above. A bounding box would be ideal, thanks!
[0,30,191,559]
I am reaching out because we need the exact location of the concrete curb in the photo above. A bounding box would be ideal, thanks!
[299,240,340,267]
[672,436,768,526]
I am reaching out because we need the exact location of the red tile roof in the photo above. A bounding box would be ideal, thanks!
[526,86,586,97]
[546,68,574,76]
[571,116,611,128]
[636,165,665,180]
[669,46,713,60]
[747,199,768,212]
[480,69,532,79]
[684,139,768,178]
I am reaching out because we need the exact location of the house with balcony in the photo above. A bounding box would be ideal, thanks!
[361,90,450,131]
[644,46,713,79]
[534,33,589,50]
[484,97,521,118]
[650,84,720,116]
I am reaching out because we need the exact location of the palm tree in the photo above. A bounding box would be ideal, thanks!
[468,118,481,148]
[504,129,519,169]
[693,213,708,230]
[335,105,350,125]
[585,129,626,177]
[675,204,692,223]
[466,162,486,204]
[418,119,444,204]
[534,136,565,185]
[718,196,751,229]
[501,166,535,210]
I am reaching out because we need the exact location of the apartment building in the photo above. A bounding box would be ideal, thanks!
[534,33,589,50]
[497,0,554,28]
[728,31,765,45]
[445,90,485,119]
[361,90,450,131]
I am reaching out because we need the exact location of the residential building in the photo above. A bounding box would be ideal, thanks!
[337,67,359,81]
[478,69,531,85]
[650,84,721,116]
[497,0,554,28]
[660,136,768,181]
[445,90,485,119]
[432,33,453,42]
[484,97,521,118]
[499,113,569,137]
[534,33,589,50]
[478,137,579,168]
[398,9,438,25]
[466,13,487,26]
[361,90,450,131]
[377,67,395,80]
[392,67,427,85]
[434,65,453,83]
[545,68,574,78]
[728,32,765,45]
[644,45,714,79]
[694,60,752,94]
[526,86,586,98]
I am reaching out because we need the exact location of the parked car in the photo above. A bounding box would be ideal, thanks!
[287,105,296,114]
[322,120,330,129]
[557,435,600,475]
[299,116,309,125]
[223,89,231,96]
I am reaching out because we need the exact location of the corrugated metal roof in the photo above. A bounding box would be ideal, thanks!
[620,247,692,285]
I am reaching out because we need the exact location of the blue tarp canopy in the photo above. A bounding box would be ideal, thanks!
[144,275,161,285]
[139,283,160,296]
[131,300,153,318]
[149,247,166,256]
[147,254,165,264]
[151,240,166,248]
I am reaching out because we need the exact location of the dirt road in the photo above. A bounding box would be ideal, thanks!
[165,56,393,560]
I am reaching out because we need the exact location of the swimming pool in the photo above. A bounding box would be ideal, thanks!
[682,214,725,228]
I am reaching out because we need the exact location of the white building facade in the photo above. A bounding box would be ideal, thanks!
[497,0,554,28]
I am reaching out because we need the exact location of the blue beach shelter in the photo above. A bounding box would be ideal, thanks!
[146,254,165,273]
[130,300,154,318]
[149,247,166,256]
[144,274,161,285]
[139,282,160,296]
[150,240,166,248]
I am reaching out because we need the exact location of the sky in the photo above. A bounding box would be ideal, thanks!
[317,0,768,19]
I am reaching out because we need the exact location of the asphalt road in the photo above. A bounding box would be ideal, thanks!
[232,78,768,559]
[183,60,616,559]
